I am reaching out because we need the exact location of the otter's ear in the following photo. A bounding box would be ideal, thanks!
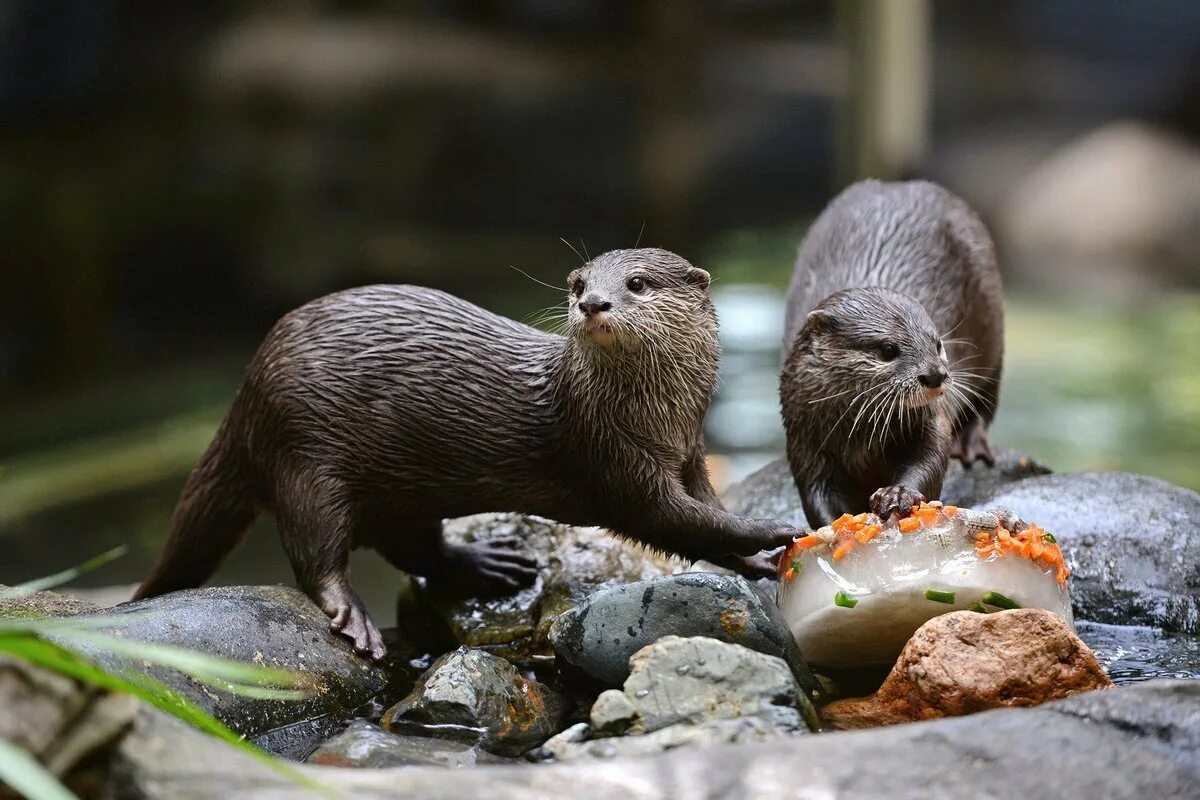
[803,309,838,336]
[567,268,580,287]
[684,267,711,290]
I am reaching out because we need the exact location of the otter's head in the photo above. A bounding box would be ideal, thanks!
[566,248,715,351]
[798,287,950,414]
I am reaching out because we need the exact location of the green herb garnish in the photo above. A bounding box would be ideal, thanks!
[981,591,1020,609]
[1042,532,1057,543]
[924,588,956,604]
[968,601,988,613]
[833,591,858,608]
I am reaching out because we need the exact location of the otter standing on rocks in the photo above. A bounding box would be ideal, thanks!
[135,248,798,659]
[780,181,1004,526]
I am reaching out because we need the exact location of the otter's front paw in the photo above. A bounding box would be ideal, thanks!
[448,537,539,593]
[733,520,801,556]
[870,485,926,520]
[711,546,785,579]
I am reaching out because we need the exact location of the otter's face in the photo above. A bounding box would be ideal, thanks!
[565,248,714,349]
[800,287,950,413]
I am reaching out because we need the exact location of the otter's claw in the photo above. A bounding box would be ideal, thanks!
[446,538,540,594]
[317,583,385,661]
[870,485,926,520]
[950,418,996,467]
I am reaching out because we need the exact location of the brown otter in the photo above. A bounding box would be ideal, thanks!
[780,180,1004,526]
[135,248,799,659]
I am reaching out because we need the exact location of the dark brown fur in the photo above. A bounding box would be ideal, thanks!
[135,248,797,658]
[780,181,1004,526]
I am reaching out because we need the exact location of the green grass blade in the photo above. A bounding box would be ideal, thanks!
[0,740,81,800]
[0,546,128,602]
[0,633,339,798]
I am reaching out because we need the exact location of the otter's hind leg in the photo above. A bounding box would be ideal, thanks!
[274,471,384,660]
[372,517,539,593]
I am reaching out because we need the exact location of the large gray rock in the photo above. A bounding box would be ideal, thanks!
[381,646,563,756]
[721,450,1047,527]
[308,720,510,768]
[543,714,802,762]
[548,572,818,702]
[39,585,389,738]
[105,680,1200,799]
[426,514,678,663]
[979,472,1200,633]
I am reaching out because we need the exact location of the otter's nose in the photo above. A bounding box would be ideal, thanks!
[579,295,612,316]
[919,367,948,388]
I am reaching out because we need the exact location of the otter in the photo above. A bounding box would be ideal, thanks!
[779,180,1004,526]
[135,248,798,659]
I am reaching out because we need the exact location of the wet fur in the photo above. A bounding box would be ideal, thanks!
[780,181,1004,526]
[136,248,796,657]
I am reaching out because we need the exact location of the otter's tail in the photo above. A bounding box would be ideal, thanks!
[133,417,257,600]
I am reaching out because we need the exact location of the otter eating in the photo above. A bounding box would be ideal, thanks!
[779,181,1004,526]
[135,248,798,658]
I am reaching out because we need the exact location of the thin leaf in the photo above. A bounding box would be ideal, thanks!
[0,633,339,799]
[0,740,80,800]
[0,546,128,602]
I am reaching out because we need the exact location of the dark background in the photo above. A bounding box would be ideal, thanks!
[2,1,1198,614]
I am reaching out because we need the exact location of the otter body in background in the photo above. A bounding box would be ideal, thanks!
[780,181,1004,527]
[136,248,797,658]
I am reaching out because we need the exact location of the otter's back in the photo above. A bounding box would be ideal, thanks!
[783,180,1002,357]
[238,285,562,502]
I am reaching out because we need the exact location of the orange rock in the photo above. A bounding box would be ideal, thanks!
[821,609,1112,730]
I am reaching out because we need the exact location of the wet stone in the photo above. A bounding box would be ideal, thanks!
[381,646,563,756]
[31,585,389,739]
[307,720,511,768]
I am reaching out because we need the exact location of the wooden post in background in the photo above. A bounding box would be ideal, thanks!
[837,0,932,185]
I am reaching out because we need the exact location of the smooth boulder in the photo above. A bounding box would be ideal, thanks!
[40,585,389,738]
[548,572,818,699]
[979,471,1200,632]
[822,609,1112,729]
[381,646,562,756]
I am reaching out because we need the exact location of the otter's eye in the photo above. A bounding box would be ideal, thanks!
[879,342,900,361]
[572,279,585,297]
[626,276,646,293]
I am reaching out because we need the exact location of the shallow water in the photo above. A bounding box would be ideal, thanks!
[1075,621,1200,684]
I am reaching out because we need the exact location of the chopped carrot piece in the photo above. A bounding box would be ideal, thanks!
[832,541,853,561]
[944,505,958,517]
[784,568,795,581]
[796,534,825,549]
[899,517,921,533]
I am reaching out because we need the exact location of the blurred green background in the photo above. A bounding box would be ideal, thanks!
[2,1,1198,619]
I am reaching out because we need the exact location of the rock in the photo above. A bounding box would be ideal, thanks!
[381,646,562,756]
[720,449,1047,527]
[426,513,678,663]
[940,449,1052,508]
[618,635,807,734]
[548,571,819,701]
[0,655,138,781]
[1002,121,1200,294]
[52,585,389,738]
[978,471,1200,633]
[104,678,1200,799]
[544,714,801,762]
[307,720,509,768]
[588,689,636,736]
[0,587,100,618]
[822,609,1112,729]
